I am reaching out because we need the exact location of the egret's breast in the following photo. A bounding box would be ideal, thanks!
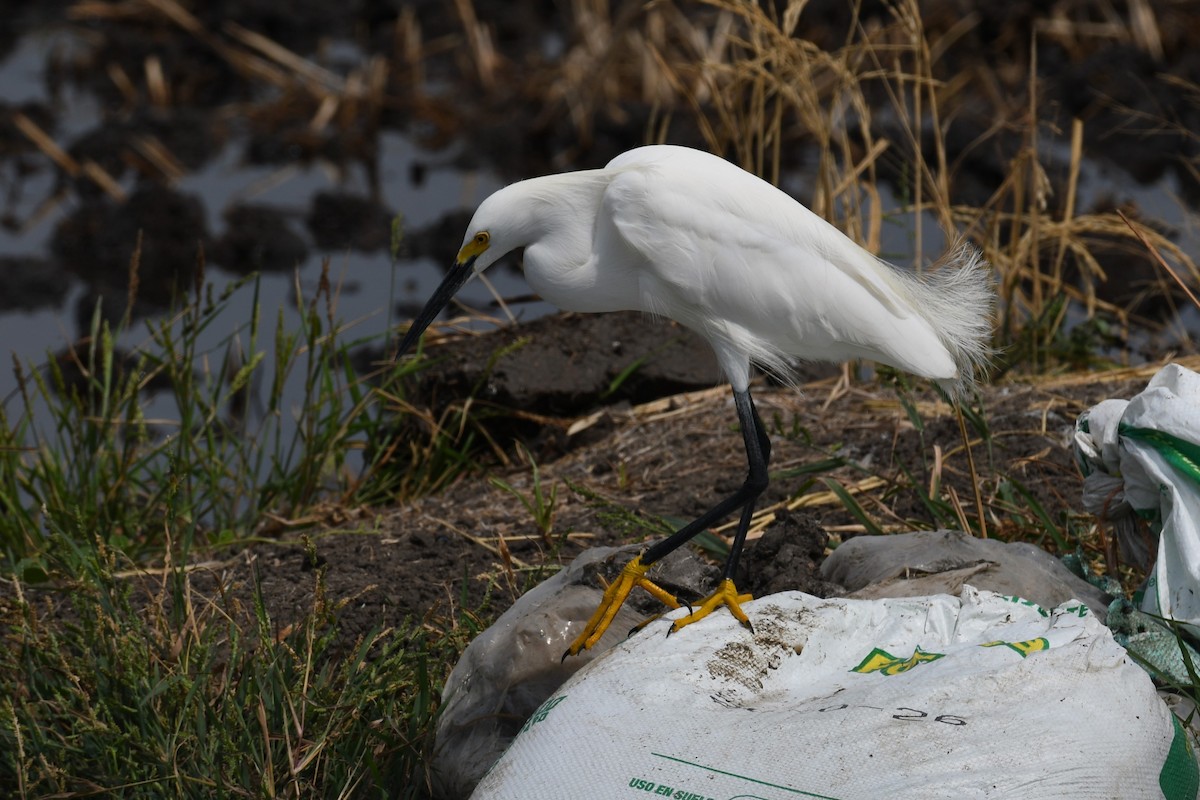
[523,242,642,314]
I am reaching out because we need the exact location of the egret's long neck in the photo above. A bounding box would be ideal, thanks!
[499,170,608,246]
[499,170,642,313]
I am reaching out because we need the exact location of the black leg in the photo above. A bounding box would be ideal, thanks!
[563,387,772,656]
[641,388,771,571]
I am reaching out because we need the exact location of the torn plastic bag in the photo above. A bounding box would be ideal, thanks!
[1074,363,1200,637]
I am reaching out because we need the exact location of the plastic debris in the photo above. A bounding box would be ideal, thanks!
[1074,363,1200,638]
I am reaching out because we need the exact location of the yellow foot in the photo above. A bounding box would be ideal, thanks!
[563,555,682,658]
[668,579,754,636]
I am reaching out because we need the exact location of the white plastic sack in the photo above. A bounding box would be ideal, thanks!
[1074,363,1200,637]
[472,588,1198,799]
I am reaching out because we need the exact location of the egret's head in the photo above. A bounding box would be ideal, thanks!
[396,187,530,357]
[455,184,545,274]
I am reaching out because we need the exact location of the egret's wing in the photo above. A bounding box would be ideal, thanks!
[602,153,956,382]
[606,154,910,313]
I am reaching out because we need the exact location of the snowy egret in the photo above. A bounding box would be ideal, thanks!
[397,144,993,657]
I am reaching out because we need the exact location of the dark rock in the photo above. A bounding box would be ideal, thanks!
[407,311,723,419]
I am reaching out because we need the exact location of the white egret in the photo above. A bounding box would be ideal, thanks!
[397,144,993,657]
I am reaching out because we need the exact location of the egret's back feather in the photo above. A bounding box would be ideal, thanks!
[597,146,994,396]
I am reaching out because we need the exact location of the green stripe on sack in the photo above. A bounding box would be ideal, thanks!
[1160,716,1199,800]
[1119,425,1200,485]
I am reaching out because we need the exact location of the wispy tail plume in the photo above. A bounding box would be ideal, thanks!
[906,242,995,398]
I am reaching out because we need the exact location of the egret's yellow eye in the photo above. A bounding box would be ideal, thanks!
[457,230,491,265]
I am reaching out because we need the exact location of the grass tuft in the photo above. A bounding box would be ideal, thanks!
[0,522,459,799]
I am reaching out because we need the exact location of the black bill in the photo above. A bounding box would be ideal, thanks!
[397,256,477,356]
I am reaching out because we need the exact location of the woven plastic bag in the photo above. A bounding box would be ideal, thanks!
[472,588,1198,799]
